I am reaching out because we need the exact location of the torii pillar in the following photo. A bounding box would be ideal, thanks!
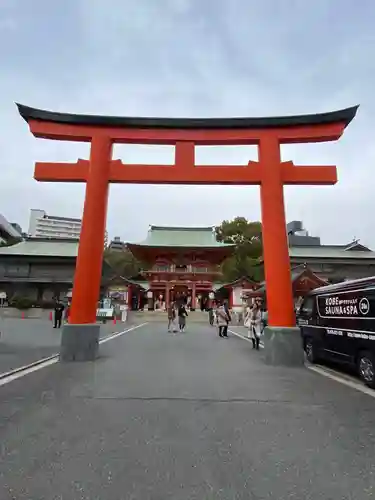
[16,103,358,363]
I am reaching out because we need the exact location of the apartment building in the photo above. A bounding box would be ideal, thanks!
[28,209,82,239]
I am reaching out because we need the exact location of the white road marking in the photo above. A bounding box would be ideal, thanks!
[0,322,148,387]
[99,323,148,344]
[306,364,375,398]
[230,328,375,398]
[0,357,58,387]
[228,329,264,348]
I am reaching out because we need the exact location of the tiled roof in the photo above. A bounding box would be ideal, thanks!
[108,275,146,288]
[217,276,259,288]
[289,246,375,260]
[255,265,327,294]
[130,226,234,248]
[0,239,78,257]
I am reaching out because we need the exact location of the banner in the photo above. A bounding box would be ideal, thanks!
[317,291,372,318]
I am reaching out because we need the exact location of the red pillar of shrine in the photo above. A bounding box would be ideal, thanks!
[259,135,295,328]
[69,136,112,324]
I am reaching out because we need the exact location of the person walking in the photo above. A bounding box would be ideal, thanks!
[167,301,177,332]
[223,299,231,337]
[208,302,215,326]
[244,302,252,338]
[216,301,230,338]
[53,300,65,329]
[64,301,71,324]
[178,303,188,332]
[249,299,262,349]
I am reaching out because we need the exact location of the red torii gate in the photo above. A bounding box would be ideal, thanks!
[17,104,358,362]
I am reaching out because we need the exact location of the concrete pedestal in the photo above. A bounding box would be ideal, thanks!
[60,323,100,362]
[263,326,304,367]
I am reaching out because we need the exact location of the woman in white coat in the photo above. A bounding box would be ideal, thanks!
[249,300,262,350]
[244,303,252,335]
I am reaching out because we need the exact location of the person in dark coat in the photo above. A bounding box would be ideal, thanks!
[222,299,231,337]
[178,303,188,332]
[53,300,65,329]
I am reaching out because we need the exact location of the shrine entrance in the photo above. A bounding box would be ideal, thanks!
[17,103,358,364]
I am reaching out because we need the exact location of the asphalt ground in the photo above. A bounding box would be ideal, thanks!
[0,317,125,374]
[1,322,375,499]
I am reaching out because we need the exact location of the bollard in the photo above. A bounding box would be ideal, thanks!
[21,311,25,320]
[113,316,116,325]
[49,311,53,321]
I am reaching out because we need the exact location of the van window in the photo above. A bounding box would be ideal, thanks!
[300,297,314,316]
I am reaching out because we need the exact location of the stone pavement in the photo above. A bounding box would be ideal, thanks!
[1,322,375,499]
[0,317,125,374]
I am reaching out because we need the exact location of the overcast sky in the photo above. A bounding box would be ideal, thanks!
[0,0,374,246]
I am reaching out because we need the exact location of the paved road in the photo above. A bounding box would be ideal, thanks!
[1,323,375,499]
[0,318,125,374]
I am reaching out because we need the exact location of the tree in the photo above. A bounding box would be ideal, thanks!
[0,238,20,248]
[103,247,142,278]
[215,217,263,282]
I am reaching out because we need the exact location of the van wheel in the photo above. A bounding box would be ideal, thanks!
[358,351,375,389]
[305,339,318,364]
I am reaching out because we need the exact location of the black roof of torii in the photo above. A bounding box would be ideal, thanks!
[16,104,359,130]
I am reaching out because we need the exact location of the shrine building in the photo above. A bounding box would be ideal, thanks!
[127,226,234,309]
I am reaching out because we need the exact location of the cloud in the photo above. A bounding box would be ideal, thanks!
[0,0,373,248]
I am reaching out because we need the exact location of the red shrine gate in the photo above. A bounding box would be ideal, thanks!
[17,104,358,361]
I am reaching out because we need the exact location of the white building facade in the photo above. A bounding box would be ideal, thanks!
[28,209,82,239]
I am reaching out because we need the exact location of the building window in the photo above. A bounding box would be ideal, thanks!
[155,265,170,272]
[193,266,209,273]
[176,265,187,272]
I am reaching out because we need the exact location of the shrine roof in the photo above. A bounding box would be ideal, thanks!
[17,104,358,130]
[0,238,78,257]
[255,243,375,265]
[254,265,328,294]
[128,226,234,249]
[289,246,375,260]
[217,276,259,288]
[107,275,146,289]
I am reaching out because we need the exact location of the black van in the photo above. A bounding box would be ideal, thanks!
[298,276,375,388]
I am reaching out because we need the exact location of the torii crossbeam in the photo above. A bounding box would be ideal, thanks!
[17,103,358,362]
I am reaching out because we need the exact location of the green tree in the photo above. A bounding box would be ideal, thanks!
[104,248,142,278]
[0,238,20,248]
[215,217,263,282]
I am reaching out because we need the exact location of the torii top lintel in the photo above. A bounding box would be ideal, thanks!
[16,103,358,186]
[17,103,358,145]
